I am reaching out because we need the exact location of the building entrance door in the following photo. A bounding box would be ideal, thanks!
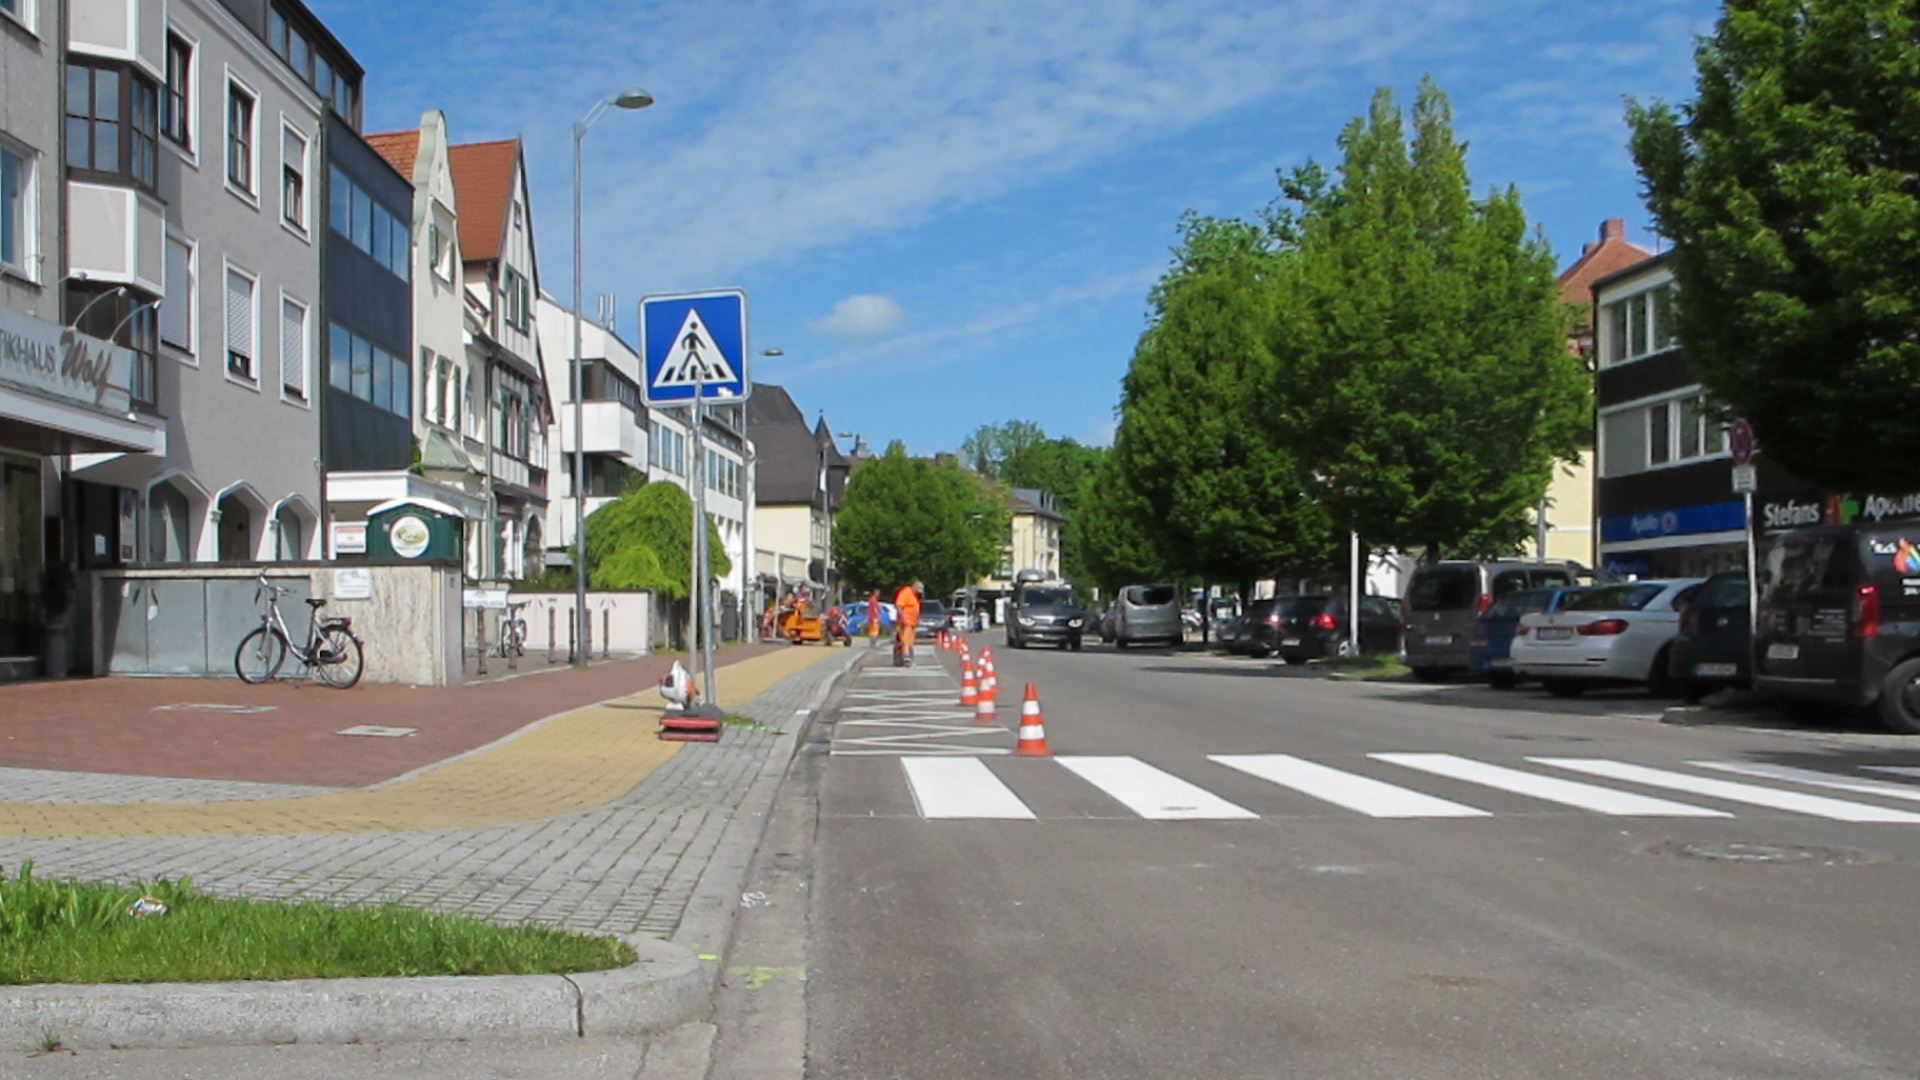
[0,454,44,657]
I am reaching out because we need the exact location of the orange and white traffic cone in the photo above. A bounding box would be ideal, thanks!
[974,682,998,724]
[959,656,979,707]
[1014,683,1050,756]
[979,647,998,701]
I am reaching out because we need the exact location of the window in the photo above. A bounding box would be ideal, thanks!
[226,81,255,193]
[1601,393,1727,476]
[280,297,307,399]
[327,322,410,417]
[1,0,32,30]
[326,166,409,280]
[162,34,191,148]
[161,235,193,352]
[1599,283,1677,366]
[67,284,157,409]
[503,267,530,330]
[0,140,31,277]
[225,266,256,379]
[429,221,452,280]
[268,3,359,123]
[281,125,307,229]
[1649,402,1671,465]
[65,63,121,175]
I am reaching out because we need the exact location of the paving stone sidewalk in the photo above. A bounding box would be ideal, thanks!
[0,646,859,942]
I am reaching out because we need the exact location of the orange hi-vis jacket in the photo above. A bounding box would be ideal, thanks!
[893,585,921,626]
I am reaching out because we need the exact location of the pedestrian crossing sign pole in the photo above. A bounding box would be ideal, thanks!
[642,290,750,712]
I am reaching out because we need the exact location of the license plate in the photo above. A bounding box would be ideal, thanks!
[1693,662,1738,677]
[1536,627,1574,640]
[1767,642,1800,661]
[1281,637,1301,647]
[1424,635,1453,646]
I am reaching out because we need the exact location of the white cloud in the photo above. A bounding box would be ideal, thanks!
[816,294,905,335]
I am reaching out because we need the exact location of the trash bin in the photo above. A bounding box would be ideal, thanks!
[365,497,464,562]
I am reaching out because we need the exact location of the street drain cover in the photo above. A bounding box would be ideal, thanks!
[153,703,278,715]
[1645,840,1881,866]
[337,725,418,738]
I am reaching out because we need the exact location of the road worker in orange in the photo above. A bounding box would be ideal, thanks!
[892,580,924,666]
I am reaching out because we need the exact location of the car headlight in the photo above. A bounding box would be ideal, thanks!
[1067,618,1084,628]
[1018,617,1035,627]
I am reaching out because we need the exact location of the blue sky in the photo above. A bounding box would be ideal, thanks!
[311,0,1719,458]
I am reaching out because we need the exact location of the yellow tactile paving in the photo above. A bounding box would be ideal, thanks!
[0,646,850,839]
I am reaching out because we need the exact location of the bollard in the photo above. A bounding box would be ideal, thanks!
[547,606,558,664]
[568,613,577,664]
[475,607,488,677]
[602,608,612,660]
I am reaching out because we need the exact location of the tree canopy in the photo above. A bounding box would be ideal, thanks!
[1627,0,1920,492]
[832,444,1007,598]
[965,421,1110,584]
[583,481,729,599]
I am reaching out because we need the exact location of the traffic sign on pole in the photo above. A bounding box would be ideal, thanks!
[640,289,749,404]
[1729,418,1755,466]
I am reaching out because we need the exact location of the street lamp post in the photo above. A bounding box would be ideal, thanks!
[571,86,653,667]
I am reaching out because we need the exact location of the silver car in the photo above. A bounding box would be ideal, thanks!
[1111,583,1183,647]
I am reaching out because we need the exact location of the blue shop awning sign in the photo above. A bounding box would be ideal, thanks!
[1601,500,1746,544]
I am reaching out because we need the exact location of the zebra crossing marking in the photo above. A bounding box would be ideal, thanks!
[1056,756,1259,820]
[903,758,1034,818]
[1694,761,1920,803]
[830,679,1012,757]
[1210,753,1491,818]
[1532,758,1920,824]
[1371,753,1731,817]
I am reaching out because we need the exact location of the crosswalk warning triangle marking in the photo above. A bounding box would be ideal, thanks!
[653,308,739,390]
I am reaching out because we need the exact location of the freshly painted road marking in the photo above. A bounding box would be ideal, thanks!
[1057,756,1258,820]
[1211,754,1490,818]
[1372,753,1731,817]
[903,758,1034,818]
[1695,761,1920,803]
[1532,759,1920,823]
[1862,765,1920,781]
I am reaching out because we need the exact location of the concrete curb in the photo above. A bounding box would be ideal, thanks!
[0,934,702,1052]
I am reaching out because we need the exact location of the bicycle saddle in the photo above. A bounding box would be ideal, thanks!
[304,597,328,607]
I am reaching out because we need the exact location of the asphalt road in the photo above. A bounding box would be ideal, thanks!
[754,636,1920,1080]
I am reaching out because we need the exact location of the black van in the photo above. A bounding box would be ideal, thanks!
[1755,524,1920,733]
[1401,560,1599,681]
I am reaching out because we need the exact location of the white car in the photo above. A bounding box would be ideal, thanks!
[1509,578,1705,697]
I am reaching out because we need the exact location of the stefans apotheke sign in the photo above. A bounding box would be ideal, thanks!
[1758,492,1920,533]
[0,305,133,415]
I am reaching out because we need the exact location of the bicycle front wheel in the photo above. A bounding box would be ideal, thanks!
[312,626,365,689]
[235,626,286,684]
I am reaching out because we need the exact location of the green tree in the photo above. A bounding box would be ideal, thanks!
[1113,214,1342,593]
[834,444,1007,598]
[582,482,730,598]
[959,420,1049,479]
[1274,80,1587,558]
[1074,453,1169,593]
[1627,0,1920,492]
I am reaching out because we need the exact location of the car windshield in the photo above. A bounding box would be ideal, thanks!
[1126,584,1178,606]
[921,601,946,619]
[1485,589,1552,619]
[1278,596,1331,616]
[1569,583,1667,612]
[1408,567,1478,611]
[1695,574,1750,608]
[1022,587,1075,608]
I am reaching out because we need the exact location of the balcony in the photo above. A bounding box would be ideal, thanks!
[552,400,645,463]
[67,182,165,295]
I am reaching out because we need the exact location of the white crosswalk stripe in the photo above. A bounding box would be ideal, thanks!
[1532,758,1920,823]
[903,758,1034,819]
[1056,756,1259,820]
[1371,753,1733,817]
[1695,761,1920,803]
[1211,754,1491,818]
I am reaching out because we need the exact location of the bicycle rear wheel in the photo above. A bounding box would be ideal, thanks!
[312,626,365,689]
[235,627,286,684]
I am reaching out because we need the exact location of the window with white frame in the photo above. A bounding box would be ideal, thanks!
[162,33,192,149]
[161,234,194,352]
[225,265,257,379]
[0,138,33,279]
[1599,392,1726,477]
[281,124,307,229]
[280,295,307,400]
[1,0,33,30]
[226,78,256,194]
[1600,282,1678,367]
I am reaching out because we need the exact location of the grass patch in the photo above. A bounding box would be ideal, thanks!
[0,862,633,986]
[1314,654,1411,680]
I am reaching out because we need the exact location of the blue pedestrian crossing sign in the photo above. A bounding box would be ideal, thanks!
[640,289,750,404]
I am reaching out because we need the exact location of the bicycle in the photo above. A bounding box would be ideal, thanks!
[234,572,366,688]
[493,600,529,658]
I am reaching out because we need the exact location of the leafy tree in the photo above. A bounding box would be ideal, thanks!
[1114,214,1341,592]
[1273,80,1587,559]
[1627,0,1920,492]
[1074,454,1168,593]
[834,444,1006,598]
[960,421,1049,479]
[582,482,729,599]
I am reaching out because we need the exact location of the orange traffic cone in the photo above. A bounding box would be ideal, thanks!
[959,656,979,706]
[974,682,998,724]
[1014,683,1050,756]
[979,647,998,701]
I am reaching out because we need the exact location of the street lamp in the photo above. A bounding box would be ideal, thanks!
[571,86,653,667]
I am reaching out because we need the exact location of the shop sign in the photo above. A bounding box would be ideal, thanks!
[389,515,431,559]
[332,522,368,555]
[333,567,373,600]
[1600,500,1746,544]
[0,306,133,415]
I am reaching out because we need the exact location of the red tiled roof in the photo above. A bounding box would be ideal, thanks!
[365,130,420,184]
[448,138,520,263]
[1555,218,1653,307]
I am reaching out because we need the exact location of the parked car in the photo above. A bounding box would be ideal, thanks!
[1110,583,1184,648]
[1240,594,1401,662]
[1007,582,1088,650]
[1402,560,1601,681]
[842,601,898,636]
[1667,570,1751,704]
[1468,585,1594,689]
[1510,578,1705,697]
[1217,604,1257,654]
[1755,524,1920,733]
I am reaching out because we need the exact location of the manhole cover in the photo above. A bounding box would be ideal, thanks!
[153,703,278,715]
[336,725,418,738]
[1643,839,1882,866]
